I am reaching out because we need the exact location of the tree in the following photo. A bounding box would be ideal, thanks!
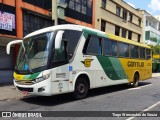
[149,45,160,55]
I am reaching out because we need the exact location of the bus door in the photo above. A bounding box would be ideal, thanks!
[51,39,69,94]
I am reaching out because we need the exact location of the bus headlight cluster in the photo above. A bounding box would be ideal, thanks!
[35,74,50,83]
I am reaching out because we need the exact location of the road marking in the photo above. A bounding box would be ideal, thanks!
[126,101,160,120]
[128,84,152,91]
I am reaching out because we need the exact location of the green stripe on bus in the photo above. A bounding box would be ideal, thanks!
[82,29,108,38]
[109,57,127,79]
[28,72,41,80]
[97,56,126,80]
[23,75,31,80]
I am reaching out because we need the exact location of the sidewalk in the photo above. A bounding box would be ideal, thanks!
[0,85,27,101]
[152,73,160,77]
[0,73,159,101]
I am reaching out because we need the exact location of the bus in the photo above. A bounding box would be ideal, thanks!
[6,25,152,99]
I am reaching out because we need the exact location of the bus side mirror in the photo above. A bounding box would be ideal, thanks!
[55,30,64,49]
[6,40,22,54]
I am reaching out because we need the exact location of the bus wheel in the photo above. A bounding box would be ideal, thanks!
[132,73,139,88]
[73,77,89,99]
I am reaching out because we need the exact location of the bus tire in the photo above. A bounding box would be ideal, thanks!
[132,73,139,88]
[73,77,89,99]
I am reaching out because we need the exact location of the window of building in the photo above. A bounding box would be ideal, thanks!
[122,9,127,21]
[82,0,87,5]
[87,0,92,16]
[68,0,92,16]
[145,31,150,40]
[75,2,81,12]
[103,38,111,56]
[82,6,87,14]
[69,0,75,10]
[23,11,52,36]
[138,34,141,43]
[58,0,68,7]
[75,0,81,3]
[115,26,120,36]
[139,19,141,27]
[87,0,92,8]
[65,0,92,24]
[22,0,52,10]
[122,28,127,38]
[116,6,121,17]
[84,35,102,55]
[111,40,117,56]
[146,20,148,26]
[101,19,106,32]
[101,0,107,9]
[128,31,132,40]
[118,42,129,57]
[150,31,158,42]
[129,13,133,22]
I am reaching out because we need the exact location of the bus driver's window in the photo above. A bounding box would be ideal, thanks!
[53,41,68,62]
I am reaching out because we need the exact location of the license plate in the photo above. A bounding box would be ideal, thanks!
[22,91,28,95]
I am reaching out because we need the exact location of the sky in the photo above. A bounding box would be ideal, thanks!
[124,0,160,15]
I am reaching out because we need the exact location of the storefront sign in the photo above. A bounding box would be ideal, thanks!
[0,11,15,31]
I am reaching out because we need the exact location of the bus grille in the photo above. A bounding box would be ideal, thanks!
[16,86,33,92]
[15,81,35,85]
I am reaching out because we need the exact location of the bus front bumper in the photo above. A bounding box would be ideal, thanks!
[14,79,52,96]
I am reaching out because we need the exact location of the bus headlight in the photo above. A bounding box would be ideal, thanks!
[35,74,50,83]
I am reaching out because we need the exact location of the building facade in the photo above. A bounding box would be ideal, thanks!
[95,0,143,42]
[0,0,52,83]
[52,0,95,28]
[155,15,160,22]
[141,10,160,45]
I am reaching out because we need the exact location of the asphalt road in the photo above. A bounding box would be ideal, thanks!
[0,77,160,120]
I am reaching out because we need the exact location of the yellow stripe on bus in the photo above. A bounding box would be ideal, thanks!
[14,72,25,80]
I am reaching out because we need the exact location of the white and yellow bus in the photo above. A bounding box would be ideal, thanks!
[7,25,152,99]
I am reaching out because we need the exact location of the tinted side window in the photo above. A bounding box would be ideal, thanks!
[146,49,151,59]
[135,46,139,58]
[62,30,82,55]
[130,45,139,58]
[124,43,129,57]
[140,47,145,59]
[103,38,111,56]
[118,42,129,57]
[86,36,102,55]
[111,40,117,56]
[53,41,68,62]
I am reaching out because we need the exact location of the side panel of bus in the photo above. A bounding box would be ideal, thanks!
[119,58,152,82]
[70,29,152,90]
[70,30,129,90]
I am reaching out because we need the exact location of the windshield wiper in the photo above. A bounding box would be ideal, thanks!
[24,53,33,74]
[16,42,33,74]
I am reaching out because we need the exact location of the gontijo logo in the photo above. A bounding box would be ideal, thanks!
[81,59,94,67]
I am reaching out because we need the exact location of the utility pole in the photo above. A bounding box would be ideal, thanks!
[52,0,58,25]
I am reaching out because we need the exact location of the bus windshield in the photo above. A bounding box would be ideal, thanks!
[16,32,54,71]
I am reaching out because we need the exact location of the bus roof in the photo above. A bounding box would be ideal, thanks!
[24,24,85,39]
[24,24,150,49]
[105,32,150,49]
